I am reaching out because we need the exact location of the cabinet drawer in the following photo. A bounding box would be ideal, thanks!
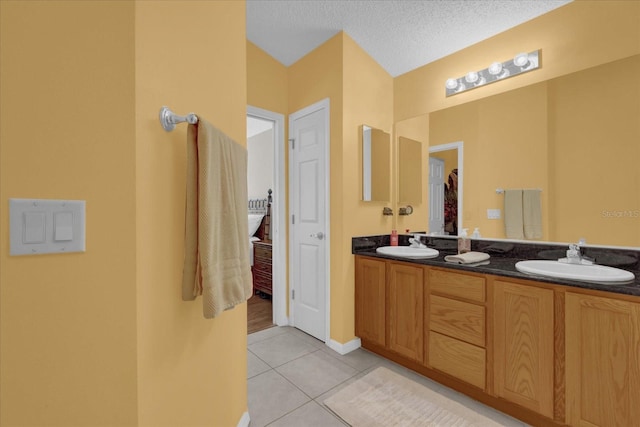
[252,259,271,276]
[429,269,485,302]
[252,271,272,292]
[429,331,486,389]
[254,243,272,260]
[430,295,485,347]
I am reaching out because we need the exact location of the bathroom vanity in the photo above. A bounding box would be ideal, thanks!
[353,236,640,427]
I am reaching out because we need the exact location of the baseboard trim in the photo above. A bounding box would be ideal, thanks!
[275,316,289,327]
[237,411,250,427]
[327,337,361,355]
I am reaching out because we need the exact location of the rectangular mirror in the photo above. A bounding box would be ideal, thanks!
[397,136,422,204]
[402,54,639,247]
[362,125,390,202]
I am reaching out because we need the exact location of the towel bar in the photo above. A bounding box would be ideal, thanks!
[496,188,542,194]
[159,106,198,132]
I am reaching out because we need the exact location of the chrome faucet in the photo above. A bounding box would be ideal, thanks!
[564,239,594,265]
[409,234,427,248]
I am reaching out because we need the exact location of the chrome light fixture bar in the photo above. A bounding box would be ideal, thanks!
[445,50,540,97]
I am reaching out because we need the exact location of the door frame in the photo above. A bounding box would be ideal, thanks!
[429,141,463,235]
[428,155,445,234]
[288,98,330,343]
[247,105,287,326]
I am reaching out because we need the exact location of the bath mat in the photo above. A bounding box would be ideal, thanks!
[324,367,507,426]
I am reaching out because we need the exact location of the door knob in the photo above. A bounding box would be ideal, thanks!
[310,231,324,240]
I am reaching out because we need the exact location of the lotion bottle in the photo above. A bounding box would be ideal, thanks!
[390,229,399,246]
[471,227,481,239]
[458,228,470,254]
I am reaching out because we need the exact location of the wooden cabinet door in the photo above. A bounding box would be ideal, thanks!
[388,262,424,362]
[355,257,386,347]
[494,280,555,418]
[565,293,640,427]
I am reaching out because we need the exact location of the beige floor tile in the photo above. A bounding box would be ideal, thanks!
[247,349,270,379]
[249,332,318,367]
[276,350,358,398]
[248,370,310,427]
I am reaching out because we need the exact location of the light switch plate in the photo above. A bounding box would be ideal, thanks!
[9,199,85,255]
[487,208,502,220]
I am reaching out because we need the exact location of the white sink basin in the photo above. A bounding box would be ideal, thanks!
[376,246,439,259]
[515,260,635,283]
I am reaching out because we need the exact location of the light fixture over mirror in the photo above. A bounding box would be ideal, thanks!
[361,125,391,202]
[445,50,540,97]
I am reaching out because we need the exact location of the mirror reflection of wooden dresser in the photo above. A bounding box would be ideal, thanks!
[252,240,272,296]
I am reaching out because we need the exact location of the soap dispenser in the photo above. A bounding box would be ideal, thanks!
[471,227,481,239]
[458,228,470,254]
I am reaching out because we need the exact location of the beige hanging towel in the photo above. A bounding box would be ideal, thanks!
[523,189,542,239]
[504,189,524,239]
[182,119,252,319]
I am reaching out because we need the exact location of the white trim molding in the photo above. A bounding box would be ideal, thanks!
[247,106,288,327]
[327,337,362,355]
[429,141,464,234]
[237,411,251,427]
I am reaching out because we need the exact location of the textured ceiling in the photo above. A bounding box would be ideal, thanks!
[247,0,572,77]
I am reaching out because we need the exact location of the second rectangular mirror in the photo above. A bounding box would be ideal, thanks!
[398,136,422,204]
[362,125,390,202]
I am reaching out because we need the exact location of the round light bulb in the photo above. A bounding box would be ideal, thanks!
[445,78,458,90]
[465,71,479,83]
[488,62,503,75]
[514,53,529,67]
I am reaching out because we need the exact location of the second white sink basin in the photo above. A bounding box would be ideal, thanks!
[376,246,439,259]
[515,260,635,283]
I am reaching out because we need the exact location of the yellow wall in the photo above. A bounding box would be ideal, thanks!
[1,1,249,426]
[395,0,640,121]
[1,2,138,425]
[549,55,640,246]
[135,2,248,426]
[340,34,394,342]
[247,41,289,115]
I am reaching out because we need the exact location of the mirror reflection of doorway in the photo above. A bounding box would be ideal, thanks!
[428,142,463,236]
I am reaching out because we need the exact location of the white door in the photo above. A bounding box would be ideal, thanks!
[429,156,445,234]
[289,99,329,341]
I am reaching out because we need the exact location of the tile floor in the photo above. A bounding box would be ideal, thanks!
[247,326,529,427]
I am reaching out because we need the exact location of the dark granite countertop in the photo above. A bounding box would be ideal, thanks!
[352,234,640,297]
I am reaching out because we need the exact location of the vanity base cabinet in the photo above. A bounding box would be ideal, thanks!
[355,256,386,347]
[387,262,424,363]
[565,292,640,427]
[493,280,555,419]
[354,255,640,427]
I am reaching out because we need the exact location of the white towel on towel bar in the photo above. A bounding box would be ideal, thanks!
[523,189,542,239]
[504,190,524,239]
[182,119,252,319]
